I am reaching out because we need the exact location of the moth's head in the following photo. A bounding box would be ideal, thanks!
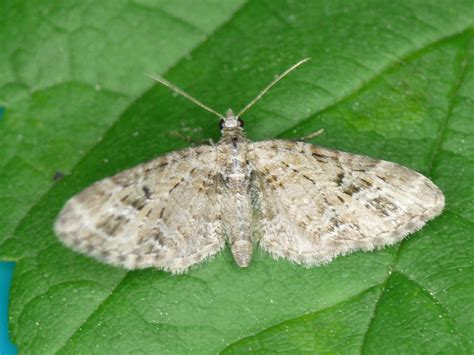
[220,109,244,131]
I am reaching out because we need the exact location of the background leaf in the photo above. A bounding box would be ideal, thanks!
[1,0,473,353]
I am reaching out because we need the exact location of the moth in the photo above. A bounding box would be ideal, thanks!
[55,59,445,273]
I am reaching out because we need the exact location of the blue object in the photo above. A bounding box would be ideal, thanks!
[0,263,17,354]
[0,107,4,121]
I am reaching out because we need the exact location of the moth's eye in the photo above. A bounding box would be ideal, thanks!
[237,117,244,127]
[219,119,225,129]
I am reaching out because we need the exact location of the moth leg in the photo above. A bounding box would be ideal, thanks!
[167,130,215,146]
[294,128,325,142]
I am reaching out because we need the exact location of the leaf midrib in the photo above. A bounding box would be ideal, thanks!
[8,14,471,355]
[360,31,473,354]
[1,1,252,252]
[220,30,472,354]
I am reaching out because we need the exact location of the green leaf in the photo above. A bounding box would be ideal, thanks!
[1,1,473,353]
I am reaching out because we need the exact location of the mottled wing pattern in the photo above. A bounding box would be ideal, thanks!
[55,145,224,274]
[248,140,444,265]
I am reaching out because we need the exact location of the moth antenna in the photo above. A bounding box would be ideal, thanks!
[237,58,311,117]
[147,74,225,119]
